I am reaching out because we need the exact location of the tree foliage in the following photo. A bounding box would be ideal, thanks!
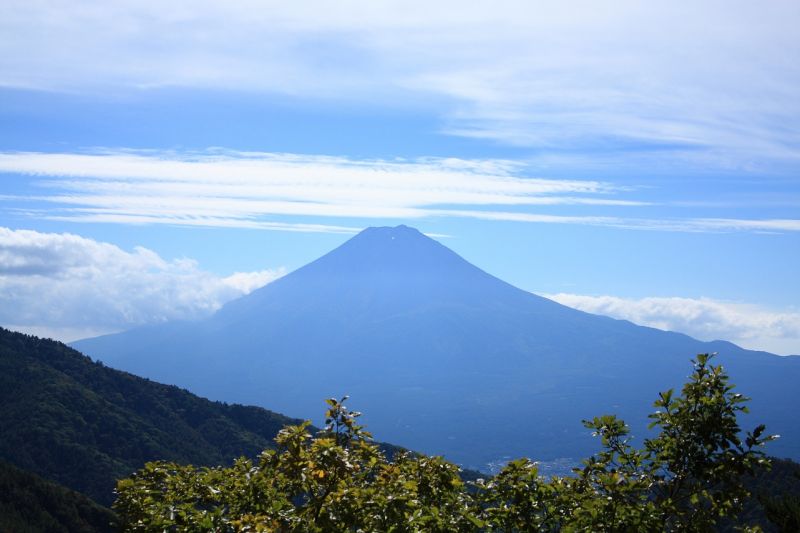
[114,354,775,531]
[754,460,800,532]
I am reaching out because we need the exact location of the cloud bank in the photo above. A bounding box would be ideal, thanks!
[546,293,800,356]
[1,149,798,234]
[0,227,283,341]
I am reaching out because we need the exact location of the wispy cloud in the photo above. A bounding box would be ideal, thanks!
[2,2,798,172]
[444,210,800,233]
[545,293,800,356]
[0,227,283,341]
[1,149,798,234]
[0,148,630,231]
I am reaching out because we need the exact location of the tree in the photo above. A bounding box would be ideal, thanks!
[114,354,775,531]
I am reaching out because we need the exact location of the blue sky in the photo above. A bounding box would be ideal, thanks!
[1,1,799,354]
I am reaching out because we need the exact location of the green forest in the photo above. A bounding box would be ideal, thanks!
[0,460,115,533]
[0,327,302,506]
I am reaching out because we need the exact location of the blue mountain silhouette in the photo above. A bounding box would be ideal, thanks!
[73,225,800,470]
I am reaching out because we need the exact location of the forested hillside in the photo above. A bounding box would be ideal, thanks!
[0,327,303,506]
[0,460,116,532]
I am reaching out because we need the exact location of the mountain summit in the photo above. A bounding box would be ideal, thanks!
[73,226,800,470]
[216,225,551,328]
[295,224,469,276]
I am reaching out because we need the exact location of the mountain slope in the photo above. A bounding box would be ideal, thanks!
[0,460,116,533]
[73,225,800,470]
[0,327,304,506]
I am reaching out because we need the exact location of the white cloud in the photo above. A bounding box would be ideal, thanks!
[0,149,628,228]
[0,227,283,341]
[545,293,800,356]
[1,1,798,172]
[2,149,799,234]
[222,269,284,294]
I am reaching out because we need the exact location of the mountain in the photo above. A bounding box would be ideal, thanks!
[73,225,800,471]
[0,327,304,506]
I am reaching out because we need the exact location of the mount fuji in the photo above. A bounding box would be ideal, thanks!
[73,225,800,471]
